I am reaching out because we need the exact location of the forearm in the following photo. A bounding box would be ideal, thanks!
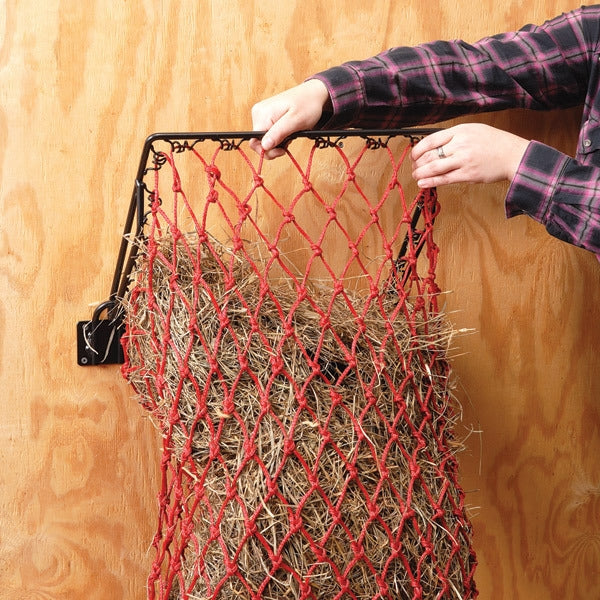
[312,8,595,130]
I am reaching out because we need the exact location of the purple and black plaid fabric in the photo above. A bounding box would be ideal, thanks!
[313,5,600,256]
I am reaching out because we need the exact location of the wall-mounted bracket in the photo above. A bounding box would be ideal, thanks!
[76,302,124,366]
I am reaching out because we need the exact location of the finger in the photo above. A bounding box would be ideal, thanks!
[416,163,481,188]
[248,136,288,160]
[415,161,460,187]
[248,137,265,155]
[251,102,286,150]
[259,114,297,152]
[412,153,459,181]
[263,147,287,160]
[416,171,462,188]
[413,145,451,170]
[411,130,454,161]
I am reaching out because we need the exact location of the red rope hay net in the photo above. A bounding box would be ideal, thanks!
[120,131,477,600]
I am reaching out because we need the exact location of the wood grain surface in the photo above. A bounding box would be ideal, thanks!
[1,1,599,598]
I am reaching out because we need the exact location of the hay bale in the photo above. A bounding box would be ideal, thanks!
[123,233,473,600]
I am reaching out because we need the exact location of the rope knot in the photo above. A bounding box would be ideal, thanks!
[206,164,221,179]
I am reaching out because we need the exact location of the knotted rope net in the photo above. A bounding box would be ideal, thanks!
[120,131,477,599]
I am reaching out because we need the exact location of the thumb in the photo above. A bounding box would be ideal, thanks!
[260,113,295,151]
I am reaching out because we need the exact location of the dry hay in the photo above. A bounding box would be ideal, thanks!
[123,233,473,600]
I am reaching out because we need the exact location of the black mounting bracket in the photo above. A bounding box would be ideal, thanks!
[76,301,124,366]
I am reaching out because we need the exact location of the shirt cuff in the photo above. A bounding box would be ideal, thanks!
[505,141,600,260]
[505,140,569,224]
[308,69,366,129]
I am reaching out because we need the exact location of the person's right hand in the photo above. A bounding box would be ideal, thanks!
[250,79,331,159]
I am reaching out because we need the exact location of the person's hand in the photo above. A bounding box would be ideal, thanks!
[411,123,530,188]
[250,79,331,159]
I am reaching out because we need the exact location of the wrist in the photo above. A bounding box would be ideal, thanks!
[505,136,531,181]
[305,77,333,114]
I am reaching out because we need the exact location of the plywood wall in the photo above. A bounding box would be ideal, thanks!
[1,1,599,598]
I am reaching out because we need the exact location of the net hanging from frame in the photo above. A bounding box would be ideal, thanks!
[119,130,478,600]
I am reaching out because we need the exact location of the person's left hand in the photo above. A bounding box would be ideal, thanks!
[411,123,530,188]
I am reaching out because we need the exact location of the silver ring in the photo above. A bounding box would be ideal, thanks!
[437,146,447,159]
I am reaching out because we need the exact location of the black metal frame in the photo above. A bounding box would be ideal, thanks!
[76,128,438,366]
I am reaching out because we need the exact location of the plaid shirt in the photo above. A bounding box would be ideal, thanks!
[312,5,600,256]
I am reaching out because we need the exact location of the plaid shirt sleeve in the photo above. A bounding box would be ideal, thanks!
[311,6,600,255]
[507,141,600,253]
